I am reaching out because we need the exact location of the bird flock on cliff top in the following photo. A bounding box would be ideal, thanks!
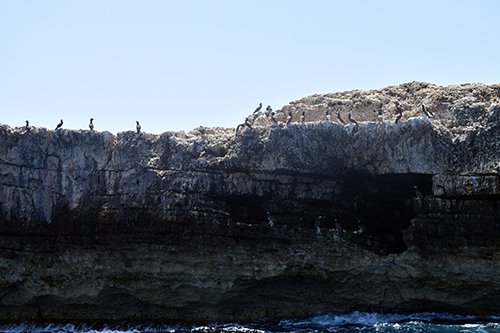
[235,102,434,135]
[22,118,144,134]
[19,102,434,135]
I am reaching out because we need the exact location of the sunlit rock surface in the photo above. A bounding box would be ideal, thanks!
[0,82,499,322]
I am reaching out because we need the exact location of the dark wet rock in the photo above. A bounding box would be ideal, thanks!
[0,82,499,322]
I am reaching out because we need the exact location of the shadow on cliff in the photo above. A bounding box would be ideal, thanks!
[218,170,433,255]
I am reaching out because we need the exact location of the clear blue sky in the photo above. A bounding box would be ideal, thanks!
[1,0,499,133]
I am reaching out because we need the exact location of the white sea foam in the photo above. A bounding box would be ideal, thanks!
[1,314,499,333]
[191,324,266,333]
[278,311,491,328]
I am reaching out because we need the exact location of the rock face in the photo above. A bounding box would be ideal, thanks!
[1,82,499,322]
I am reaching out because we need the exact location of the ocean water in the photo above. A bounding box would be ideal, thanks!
[1,312,500,333]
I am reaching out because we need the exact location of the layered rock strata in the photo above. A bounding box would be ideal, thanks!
[0,82,499,322]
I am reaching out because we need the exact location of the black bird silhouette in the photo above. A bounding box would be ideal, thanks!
[421,104,434,118]
[271,112,278,126]
[300,111,305,124]
[377,109,383,122]
[253,103,262,114]
[244,117,253,128]
[266,105,273,116]
[89,118,94,131]
[236,124,244,134]
[136,121,141,133]
[236,117,253,135]
[395,107,403,124]
[55,119,63,130]
[25,120,30,132]
[286,111,293,127]
[348,112,358,126]
[337,111,346,125]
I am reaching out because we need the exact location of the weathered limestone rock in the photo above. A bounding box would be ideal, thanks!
[0,82,499,322]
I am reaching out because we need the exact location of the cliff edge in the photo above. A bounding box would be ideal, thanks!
[1,82,499,322]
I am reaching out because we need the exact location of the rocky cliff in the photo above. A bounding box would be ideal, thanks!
[1,82,499,322]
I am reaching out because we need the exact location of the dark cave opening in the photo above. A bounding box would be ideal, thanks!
[338,171,433,254]
[223,195,268,225]
[221,172,433,255]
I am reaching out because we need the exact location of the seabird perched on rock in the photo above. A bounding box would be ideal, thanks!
[266,105,273,116]
[253,102,262,114]
[270,112,278,126]
[300,111,305,124]
[236,117,253,135]
[377,110,383,122]
[337,111,346,125]
[55,119,63,130]
[244,117,253,128]
[286,111,293,127]
[413,185,425,210]
[236,123,245,134]
[348,112,358,126]
[89,118,94,131]
[395,107,403,124]
[421,104,434,118]
[25,120,30,132]
[413,185,424,201]
[136,121,141,133]
[326,110,332,122]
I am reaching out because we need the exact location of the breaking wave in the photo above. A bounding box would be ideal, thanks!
[0,312,499,333]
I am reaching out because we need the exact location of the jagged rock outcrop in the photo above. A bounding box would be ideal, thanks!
[0,82,499,322]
